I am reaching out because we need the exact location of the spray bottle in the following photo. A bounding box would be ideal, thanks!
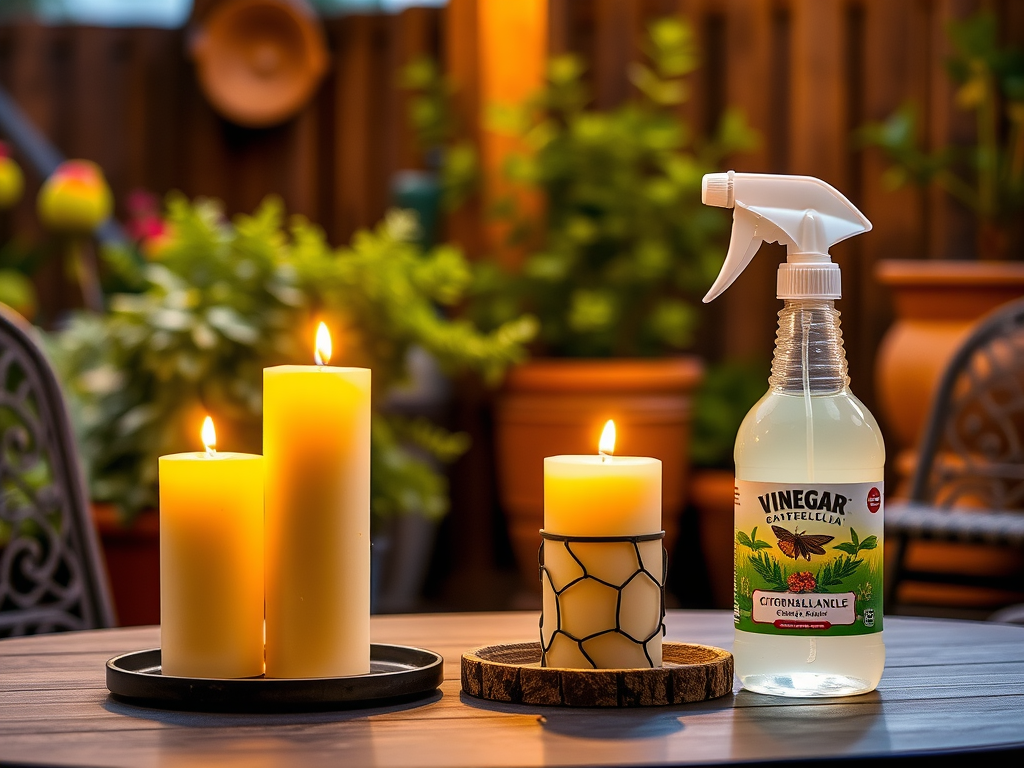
[702,171,885,697]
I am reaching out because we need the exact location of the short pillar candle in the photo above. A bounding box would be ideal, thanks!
[159,417,264,679]
[541,420,664,669]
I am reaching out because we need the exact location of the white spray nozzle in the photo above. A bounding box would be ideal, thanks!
[701,172,871,303]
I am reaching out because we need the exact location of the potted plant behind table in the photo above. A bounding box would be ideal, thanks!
[861,10,1024,479]
[466,18,758,588]
[47,196,535,624]
[686,361,766,609]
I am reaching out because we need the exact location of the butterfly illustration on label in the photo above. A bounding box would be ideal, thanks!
[771,525,835,561]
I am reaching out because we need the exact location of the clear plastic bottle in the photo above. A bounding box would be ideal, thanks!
[733,300,885,697]
[699,170,885,696]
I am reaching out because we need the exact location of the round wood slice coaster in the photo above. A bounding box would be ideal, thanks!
[461,642,733,707]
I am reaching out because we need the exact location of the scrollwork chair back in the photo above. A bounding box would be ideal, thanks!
[886,297,1024,613]
[0,304,114,635]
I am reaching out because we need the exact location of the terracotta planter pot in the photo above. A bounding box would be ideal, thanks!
[91,505,160,627]
[875,260,1024,484]
[495,357,704,589]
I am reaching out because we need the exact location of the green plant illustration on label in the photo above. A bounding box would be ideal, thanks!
[736,526,772,552]
[833,527,878,556]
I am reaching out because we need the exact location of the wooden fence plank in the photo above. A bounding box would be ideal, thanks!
[676,0,713,140]
[392,6,441,172]
[1003,0,1024,47]
[5,24,77,319]
[366,14,395,225]
[443,0,483,257]
[140,29,186,198]
[789,0,848,186]
[121,29,152,194]
[331,15,375,244]
[68,29,114,170]
[591,0,640,109]
[718,0,778,363]
[858,0,930,407]
[178,48,230,206]
[283,98,320,222]
[927,0,979,260]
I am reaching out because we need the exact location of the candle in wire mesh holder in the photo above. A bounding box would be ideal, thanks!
[540,531,667,668]
[540,422,664,668]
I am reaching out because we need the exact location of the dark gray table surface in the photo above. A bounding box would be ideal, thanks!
[1,610,1023,767]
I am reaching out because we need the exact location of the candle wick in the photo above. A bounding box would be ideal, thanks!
[206,445,216,458]
[600,451,608,463]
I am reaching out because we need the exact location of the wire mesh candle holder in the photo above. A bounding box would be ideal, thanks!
[539,530,667,669]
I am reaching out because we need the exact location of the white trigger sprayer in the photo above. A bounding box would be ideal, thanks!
[700,171,871,303]
[699,171,886,700]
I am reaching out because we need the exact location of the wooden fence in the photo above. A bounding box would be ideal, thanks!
[1,0,1020,406]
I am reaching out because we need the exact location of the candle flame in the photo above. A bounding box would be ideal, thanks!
[314,322,332,366]
[599,419,616,457]
[201,416,217,457]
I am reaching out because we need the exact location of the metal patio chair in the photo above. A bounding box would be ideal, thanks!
[885,297,1024,615]
[0,303,115,635]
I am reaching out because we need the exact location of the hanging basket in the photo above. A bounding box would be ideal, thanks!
[190,0,328,128]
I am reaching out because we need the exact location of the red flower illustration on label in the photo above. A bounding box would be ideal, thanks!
[867,487,881,513]
[787,572,817,593]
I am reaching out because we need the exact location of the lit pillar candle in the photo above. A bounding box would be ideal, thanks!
[159,417,264,678]
[264,323,371,678]
[542,420,664,669]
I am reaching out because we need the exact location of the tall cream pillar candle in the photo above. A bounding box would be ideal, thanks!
[264,324,371,678]
[159,417,264,678]
[541,420,663,669]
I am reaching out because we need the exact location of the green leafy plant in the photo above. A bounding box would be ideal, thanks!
[691,361,766,467]
[736,526,772,551]
[860,11,1024,259]
[0,240,42,320]
[47,197,536,525]
[811,528,876,591]
[832,527,878,557]
[400,57,478,211]
[472,17,758,357]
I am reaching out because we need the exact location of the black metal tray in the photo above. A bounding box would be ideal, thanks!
[106,644,444,712]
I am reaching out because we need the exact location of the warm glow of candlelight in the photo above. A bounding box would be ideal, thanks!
[315,322,332,366]
[598,419,616,457]
[201,416,217,456]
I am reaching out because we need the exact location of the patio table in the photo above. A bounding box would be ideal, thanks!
[1,610,1022,767]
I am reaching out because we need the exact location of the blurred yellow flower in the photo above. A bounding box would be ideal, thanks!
[0,142,24,210]
[37,160,113,233]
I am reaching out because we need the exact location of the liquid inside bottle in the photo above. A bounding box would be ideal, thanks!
[733,300,885,697]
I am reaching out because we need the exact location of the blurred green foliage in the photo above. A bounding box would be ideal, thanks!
[472,17,759,357]
[46,197,536,525]
[400,57,479,211]
[0,240,46,321]
[690,361,766,468]
[860,11,1024,256]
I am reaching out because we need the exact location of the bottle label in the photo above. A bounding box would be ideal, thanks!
[733,480,883,636]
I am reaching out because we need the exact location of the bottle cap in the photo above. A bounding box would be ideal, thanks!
[777,262,841,299]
